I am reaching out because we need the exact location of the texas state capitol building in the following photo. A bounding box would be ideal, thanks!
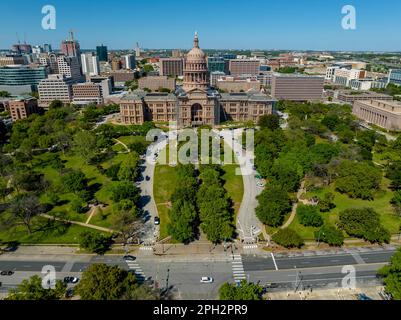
[119,33,275,127]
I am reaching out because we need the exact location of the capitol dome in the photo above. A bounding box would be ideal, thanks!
[183,32,209,92]
[186,32,206,61]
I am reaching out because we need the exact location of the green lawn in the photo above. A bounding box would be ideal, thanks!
[221,164,244,216]
[289,178,400,240]
[117,135,147,146]
[0,219,104,244]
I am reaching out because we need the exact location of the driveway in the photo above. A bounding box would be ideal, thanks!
[137,132,169,244]
[219,128,265,243]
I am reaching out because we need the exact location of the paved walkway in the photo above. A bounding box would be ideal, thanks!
[40,214,116,233]
[113,138,130,152]
[281,180,306,230]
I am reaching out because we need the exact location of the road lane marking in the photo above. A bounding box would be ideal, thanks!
[271,253,278,271]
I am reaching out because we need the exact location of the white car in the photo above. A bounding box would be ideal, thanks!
[256,182,265,188]
[200,277,214,283]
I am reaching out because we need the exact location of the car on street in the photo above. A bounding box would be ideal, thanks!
[154,217,160,225]
[123,255,136,261]
[256,181,265,187]
[145,175,150,181]
[264,282,279,289]
[64,276,79,284]
[200,277,214,283]
[0,270,14,276]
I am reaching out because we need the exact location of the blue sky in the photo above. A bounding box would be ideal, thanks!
[1,0,400,51]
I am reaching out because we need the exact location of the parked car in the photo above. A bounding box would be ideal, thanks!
[154,217,160,225]
[0,270,14,276]
[200,277,214,283]
[145,175,151,181]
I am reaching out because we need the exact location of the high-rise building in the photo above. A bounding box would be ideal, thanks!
[111,59,122,71]
[57,56,82,82]
[96,44,108,62]
[72,82,104,105]
[159,58,184,77]
[43,44,52,53]
[388,69,401,86]
[138,76,176,91]
[229,59,260,76]
[61,31,81,57]
[38,74,74,107]
[124,54,136,70]
[9,95,39,121]
[32,46,43,55]
[81,53,100,76]
[135,43,141,58]
[271,73,324,101]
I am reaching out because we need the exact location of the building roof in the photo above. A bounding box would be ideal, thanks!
[220,92,275,102]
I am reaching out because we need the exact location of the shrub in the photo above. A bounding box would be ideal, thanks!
[272,228,304,248]
[78,231,111,254]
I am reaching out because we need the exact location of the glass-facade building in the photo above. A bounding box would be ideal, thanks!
[0,65,47,86]
[207,56,226,73]
[388,69,401,86]
[96,45,108,62]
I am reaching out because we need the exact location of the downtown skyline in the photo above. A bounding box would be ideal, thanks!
[1,0,401,52]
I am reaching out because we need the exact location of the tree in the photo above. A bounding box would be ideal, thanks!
[339,208,390,244]
[73,131,99,163]
[387,162,401,190]
[219,280,263,300]
[378,248,401,300]
[314,225,344,246]
[111,208,140,244]
[0,91,11,97]
[8,194,43,234]
[297,204,323,227]
[143,64,154,73]
[272,228,304,248]
[391,190,401,216]
[168,199,197,243]
[48,100,63,109]
[258,114,280,131]
[118,152,140,181]
[6,275,66,300]
[78,231,112,254]
[105,163,121,181]
[61,169,87,193]
[318,192,336,212]
[109,181,140,204]
[75,264,159,300]
[256,185,291,227]
[335,160,382,200]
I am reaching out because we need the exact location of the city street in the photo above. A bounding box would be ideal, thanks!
[1,246,395,298]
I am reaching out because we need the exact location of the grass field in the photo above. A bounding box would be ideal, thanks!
[288,178,400,240]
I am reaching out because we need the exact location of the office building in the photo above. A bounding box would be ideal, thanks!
[57,56,82,82]
[216,76,261,92]
[336,90,393,103]
[89,76,113,97]
[271,73,324,101]
[0,55,27,66]
[332,68,366,86]
[210,71,225,87]
[124,54,136,70]
[207,56,226,73]
[120,33,275,127]
[38,74,74,107]
[43,44,52,53]
[9,95,39,121]
[72,82,104,105]
[96,44,108,62]
[81,53,100,76]
[12,44,32,54]
[388,69,401,86]
[172,49,182,58]
[0,65,47,94]
[353,99,401,131]
[229,59,260,76]
[159,58,184,77]
[349,79,387,91]
[111,59,122,71]
[138,76,176,91]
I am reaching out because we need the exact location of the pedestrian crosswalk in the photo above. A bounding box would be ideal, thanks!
[139,246,153,251]
[243,244,258,250]
[126,261,146,283]
[232,254,247,282]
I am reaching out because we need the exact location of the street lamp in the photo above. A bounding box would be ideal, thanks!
[317,230,325,247]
